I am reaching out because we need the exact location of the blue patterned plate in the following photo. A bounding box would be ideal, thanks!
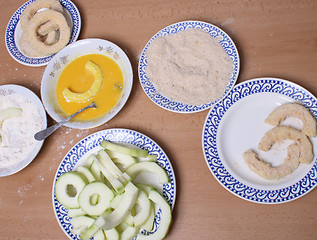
[5,0,81,67]
[52,128,176,239]
[138,20,240,113]
[202,78,317,204]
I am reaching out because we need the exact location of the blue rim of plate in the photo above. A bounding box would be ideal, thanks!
[5,0,81,67]
[138,20,240,113]
[202,77,317,204]
[52,128,176,239]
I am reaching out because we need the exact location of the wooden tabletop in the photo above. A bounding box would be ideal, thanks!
[1,0,317,239]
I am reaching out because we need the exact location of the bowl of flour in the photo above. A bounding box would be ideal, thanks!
[138,20,240,113]
[0,85,47,177]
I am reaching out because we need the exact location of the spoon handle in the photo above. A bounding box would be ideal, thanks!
[34,102,96,141]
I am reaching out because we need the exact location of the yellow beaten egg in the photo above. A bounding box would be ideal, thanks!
[56,54,124,121]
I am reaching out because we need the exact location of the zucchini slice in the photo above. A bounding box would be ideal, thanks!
[125,162,170,184]
[55,172,88,209]
[78,182,114,216]
[101,140,149,158]
[136,189,172,240]
[95,182,139,230]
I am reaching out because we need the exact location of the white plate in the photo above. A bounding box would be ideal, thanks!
[41,38,133,129]
[5,0,81,67]
[138,20,240,113]
[0,84,47,177]
[202,78,317,204]
[52,128,176,239]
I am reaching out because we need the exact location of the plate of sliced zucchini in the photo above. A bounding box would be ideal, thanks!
[52,128,176,240]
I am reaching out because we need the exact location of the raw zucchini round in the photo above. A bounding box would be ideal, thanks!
[55,172,88,209]
[78,182,114,216]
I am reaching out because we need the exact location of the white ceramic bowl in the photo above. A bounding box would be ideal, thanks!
[0,84,47,177]
[41,38,133,129]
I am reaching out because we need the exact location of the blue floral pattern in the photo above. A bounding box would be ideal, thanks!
[138,20,240,113]
[202,78,317,204]
[53,128,176,239]
[5,0,81,66]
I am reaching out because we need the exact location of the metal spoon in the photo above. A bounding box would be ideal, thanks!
[34,102,97,141]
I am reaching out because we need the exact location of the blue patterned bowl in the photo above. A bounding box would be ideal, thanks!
[138,20,240,113]
[5,0,81,67]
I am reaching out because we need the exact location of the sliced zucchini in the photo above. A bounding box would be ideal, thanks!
[55,171,88,209]
[69,215,95,235]
[67,208,86,218]
[136,189,172,240]
[95,182,139,230]
[125,162,170,184]
[138,154,157,162]
[105,149,137,169]
[93,229,106,240]
[80,207,113,240]
[104,228,120,240]
[140,204,155,232]
[76,166,96,183]
[98,150,123,178]
[80,224,100,240]
[62,60,103,103]
[78,182,114,216]
[110,193,123,209]
[0,107,22,127]
[84,155,95,167]
[126,189,151,227]
[94,156,124,194]
[101,140,149,158]
[90,158,103,182]
[121,225,139,240]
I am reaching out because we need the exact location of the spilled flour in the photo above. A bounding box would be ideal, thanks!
[0,93,43,171]
[146,27,234,105]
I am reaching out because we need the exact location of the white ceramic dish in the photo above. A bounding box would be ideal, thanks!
[0,84,47,177]
[52,128,176,239]
[202,77,317,204]
[5,0,81,67]
[138,20,240,113]
[41,38,133,129]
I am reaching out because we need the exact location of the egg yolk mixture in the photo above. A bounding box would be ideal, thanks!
[56,54,124,121]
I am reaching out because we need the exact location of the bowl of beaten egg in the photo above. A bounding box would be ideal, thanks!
[41,38,133,129]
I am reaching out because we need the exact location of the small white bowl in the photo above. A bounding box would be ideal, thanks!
[0,84,47,177]
[41,38,133,129]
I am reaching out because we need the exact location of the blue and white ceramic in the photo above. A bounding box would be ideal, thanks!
[202,77,317,204]
[138,20,240,113]
[52,128,176,239]
[5,0,81,67]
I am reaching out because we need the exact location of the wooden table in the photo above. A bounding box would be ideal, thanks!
[1,0,317,239]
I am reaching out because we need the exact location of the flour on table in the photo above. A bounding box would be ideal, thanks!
[0,93,43,170]
[145,27,234,106]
